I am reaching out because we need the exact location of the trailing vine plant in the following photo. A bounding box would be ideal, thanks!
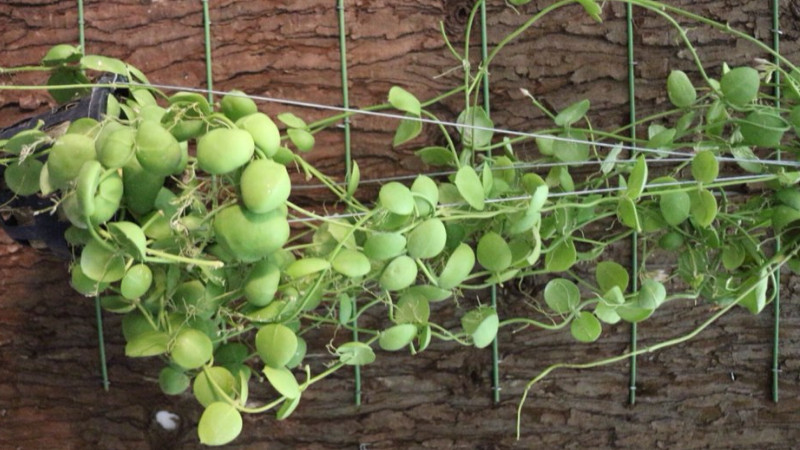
[2,0,800,445]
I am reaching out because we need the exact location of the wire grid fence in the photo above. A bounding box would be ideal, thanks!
[62,0,787,409]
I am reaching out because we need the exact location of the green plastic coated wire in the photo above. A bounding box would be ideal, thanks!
[77,0,85,52]
[771,0,781,404]
[337,0,361,406]
[76,0,110,392]
[479,0,501,405]
[625,2,638,406]
[202,0,214,103]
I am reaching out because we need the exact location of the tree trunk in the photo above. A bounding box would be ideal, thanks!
[2,0,800,448]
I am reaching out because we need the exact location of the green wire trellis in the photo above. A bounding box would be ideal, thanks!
[479,0,502,406]
[336,0,362,407]
[771,0,781,404]
[625,1,638,406]
[202,0,214,103]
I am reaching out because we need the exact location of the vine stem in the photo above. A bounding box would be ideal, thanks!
[515,247,797,439]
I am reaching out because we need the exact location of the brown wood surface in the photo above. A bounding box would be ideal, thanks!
[2,0,800,448]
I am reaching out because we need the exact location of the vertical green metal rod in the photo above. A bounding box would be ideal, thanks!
[771,0,781,404]
[337,0,360,406]
[77,0,109,392]
[625,2,638,406]
[77,0,86,52]
[202,0,214,103]
[95,294,110,391]
[479,0,500,405]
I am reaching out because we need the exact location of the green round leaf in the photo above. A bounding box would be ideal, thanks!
[543,278,580,314]
[720,67,760,107]
[363,232,406,261]
[240,159,291,214]
[198,402,243,446]
[437,243,475,290]
[47,133,96,188]
[221,90,258,122]
[379,182,415,215]
[276,395,302,421]
[616,303,654,323]
[691,150,719,184]
[392,115,422,146]
[193,366,236,407]
[286,257,330,279]
[4,158,43,196]
[214,342,250,366]
[456,106,494,148]
[263,365,300,399]
[99,294,134,314]
[286,336,307,370]
[544,238,577,273]
[658,231,685,250]
[739,110,788,148]
[125,330,169,357]
[379,255,417,291]
[407,218,447,259]
[406,285,452,302]
[460,306,499,349]
[553,130,590,163]
[554,99,590,127]
[416,146,456,167]
[256,324,298,368]
[395,291,430,324]
[594,303,621,325]
[135,120,182,176]
[97,126,136,169]
[244,260,281,306]
[625,155,648,200]
[722,244,746,270]
[237,112,281,157]
[332,249,371,278]
[595,261,629,293]
[287,128,315,152]
[689,188,718,228]
[336,342,376,365]
[120,264,153,299]
[158,366,190,395]
[637,279,666,310]
[197,128,255,175]
[108,221,147,260]
[4,129,49,155]
[570,311,602,343]
[42,44,82,66]
[667,70,697,108]
[477,232,512,272]
[617,197,641,231]
[277,112,307,129]
[660,190,691,226]
[455,165,485,210]
[411,175,439,216]
[70,263,107,296]
[214,204,290,262]
[80,239,126,283]
[171,328,213,370]
[388,86,421,116]
[379,324,418,351]
[81,54,127,75]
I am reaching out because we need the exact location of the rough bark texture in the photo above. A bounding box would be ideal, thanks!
[2,0,800,448]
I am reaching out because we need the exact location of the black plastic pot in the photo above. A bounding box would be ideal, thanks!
[0,73,127,258]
